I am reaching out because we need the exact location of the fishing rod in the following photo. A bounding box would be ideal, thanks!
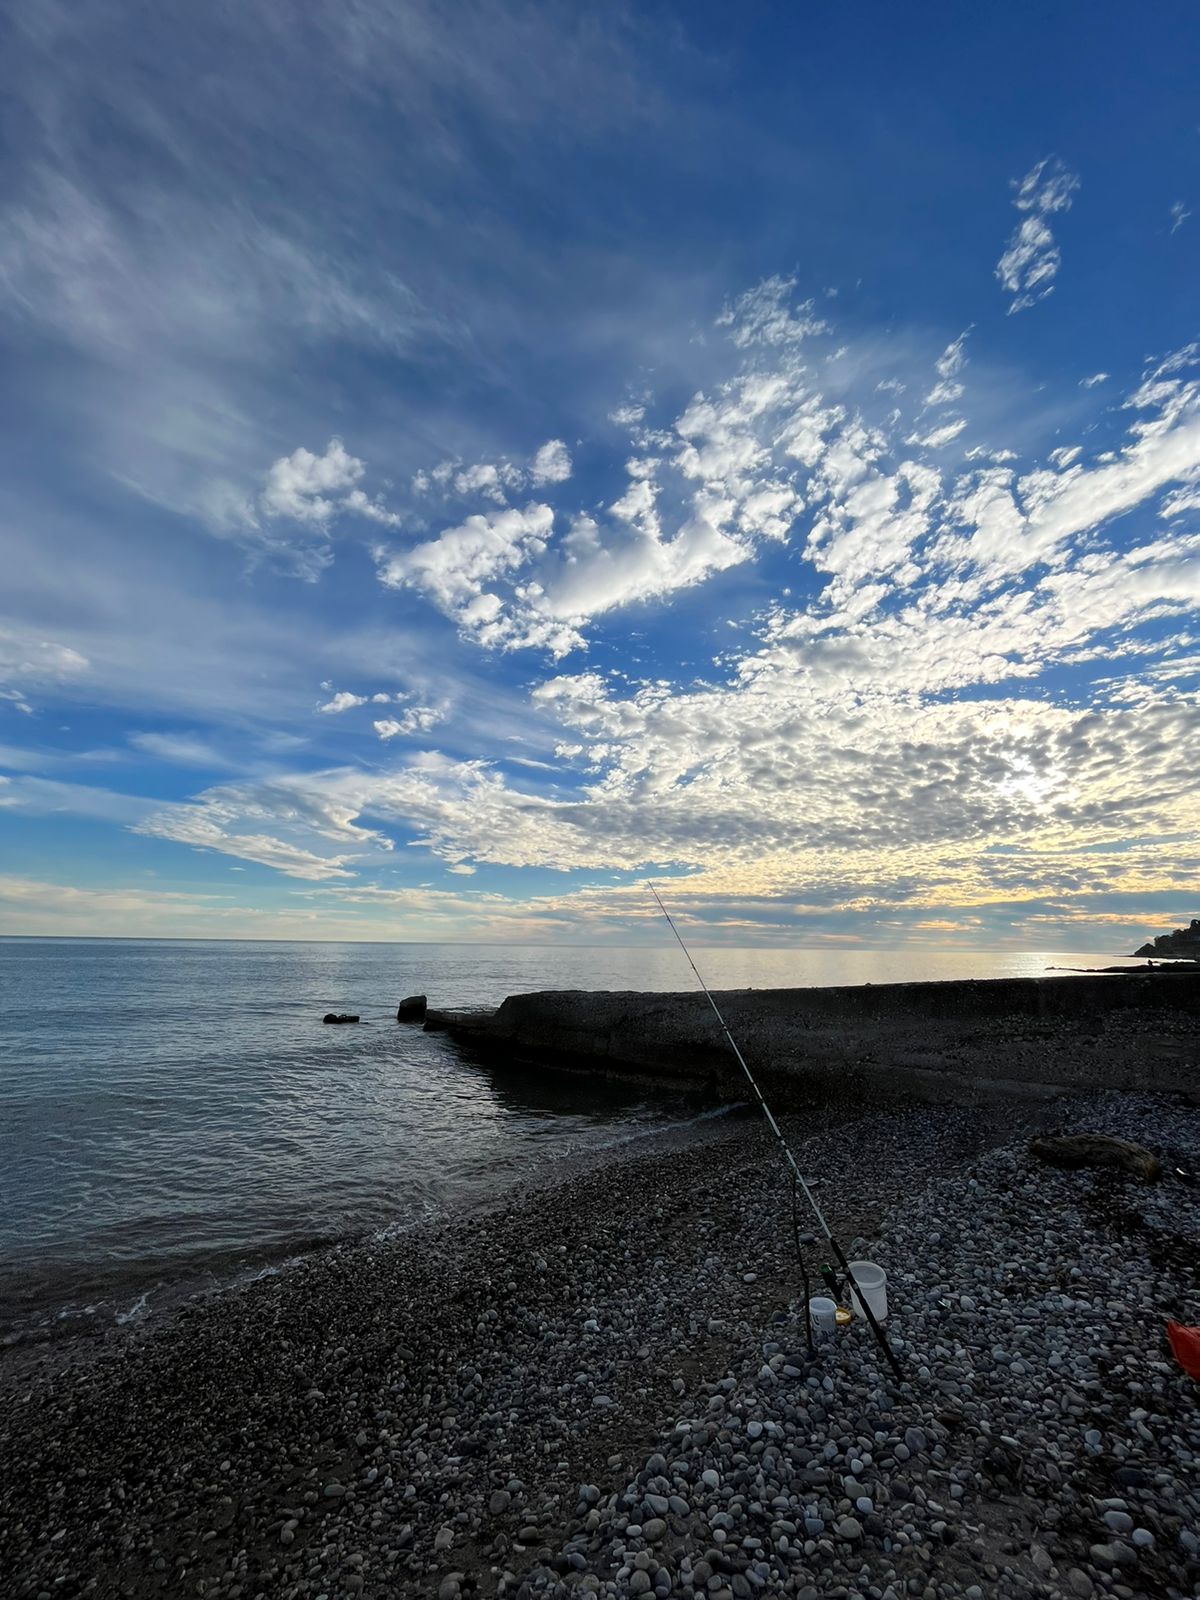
[647,881,905,1383]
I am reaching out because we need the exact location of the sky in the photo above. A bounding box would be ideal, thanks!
[0,1,1198,948]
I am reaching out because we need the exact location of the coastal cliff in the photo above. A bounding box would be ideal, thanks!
[1134,917,1200,958]
[430,969,1200,1107]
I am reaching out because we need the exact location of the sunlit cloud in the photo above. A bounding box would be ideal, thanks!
[1,7,1195,946]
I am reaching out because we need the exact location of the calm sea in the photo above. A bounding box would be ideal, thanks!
[0,938,1144,1344]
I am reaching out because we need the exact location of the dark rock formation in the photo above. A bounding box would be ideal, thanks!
[322,1013,360,1024]
[1029,1132,1162,1181]
[438,970,1200,1108]
[395,994,427,1022]
[1134,918,1200,957]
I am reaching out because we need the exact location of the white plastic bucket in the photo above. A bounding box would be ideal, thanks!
[808,1296,837,1339]
[846,1260,888,1322]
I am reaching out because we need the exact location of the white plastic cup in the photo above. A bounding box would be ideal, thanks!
[808,1295,838,1340]
[846,1261,888,1323]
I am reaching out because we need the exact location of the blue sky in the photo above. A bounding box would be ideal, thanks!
[1,1,1197,946]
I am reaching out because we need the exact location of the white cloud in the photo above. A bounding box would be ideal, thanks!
[995,157,1079,313]
[90,300,1200,922]
[372,350,819,654]
[609,402,646,427]
[318,691,369,714]
[136,774,392,880]
[342,488,402,526]
[13,244,1196,942]
[1160,481,1200,519]
[116,626,1200,923]
[452,461,524,503]
[0,874,237,936]
[529,438,573,485]
[129,731,225,766]
[376,502,571,649]
[923,331,970,406]
[0,632,89,682]
[1170,201,1191,235]
[0,628,89,714]
[359,292,1200,678]
[716,275,829,347]
[405,441,569,509]
[260,439,399,532]
[373,705,444,739]
[907,417,967,450]
[1080,372,1109,388]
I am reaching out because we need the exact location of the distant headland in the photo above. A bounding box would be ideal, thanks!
[1133,917,1200,958]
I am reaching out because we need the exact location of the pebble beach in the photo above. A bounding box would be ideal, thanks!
[1,1090,1197,1600]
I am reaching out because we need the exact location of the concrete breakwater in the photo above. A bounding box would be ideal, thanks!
[429,969,1200,1107]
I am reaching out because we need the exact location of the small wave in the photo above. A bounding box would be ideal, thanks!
[114,1290,152,1325]
[562,1100,749,1159]
[57,1301,98,1321]
[370,1194,449,1245]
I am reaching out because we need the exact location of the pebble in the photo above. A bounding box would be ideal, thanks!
[1,1090,1195,1600]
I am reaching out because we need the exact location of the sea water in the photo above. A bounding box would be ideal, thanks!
[0,937,1142,1341]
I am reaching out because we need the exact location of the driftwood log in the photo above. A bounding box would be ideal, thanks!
[1029,1133,1161,1181]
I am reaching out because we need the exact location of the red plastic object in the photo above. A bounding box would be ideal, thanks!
[1167,1321,1200,1379]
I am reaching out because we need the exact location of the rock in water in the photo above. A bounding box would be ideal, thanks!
[396,994,427,1022]
[322,1013,360,1025]
[1029,1133,1161,1181]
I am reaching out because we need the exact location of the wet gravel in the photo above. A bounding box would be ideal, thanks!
[0,1092,1196,1600]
